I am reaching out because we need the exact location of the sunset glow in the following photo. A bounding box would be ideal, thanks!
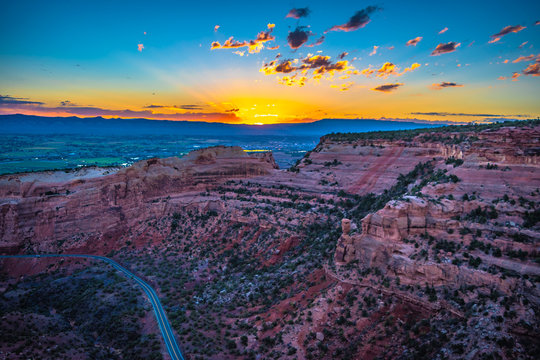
[1,0,539,124]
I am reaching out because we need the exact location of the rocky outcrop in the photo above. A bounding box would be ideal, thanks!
[0,146,278,254]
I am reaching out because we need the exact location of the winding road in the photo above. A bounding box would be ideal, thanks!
[0,254,185,360]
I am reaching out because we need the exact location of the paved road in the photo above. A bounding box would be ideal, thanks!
[0,254,185,360]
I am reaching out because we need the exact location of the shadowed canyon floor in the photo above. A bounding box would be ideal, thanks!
[1,121,539,360]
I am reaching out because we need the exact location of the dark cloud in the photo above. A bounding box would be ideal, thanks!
[536,20,540,26]
[513,54,538,63]
[0,95,44,105]
[60,100,79,107]
[287,27,312,49]
[411,112,530,118]
[431,82,464,90]
[326,6,380,33]
[225,108,239,112]
[431,41,460,56]
[286,7,310,19]
[338,52,348,59]
[492,25,526,38]
[406,37,422,46]
[371,83,403,93]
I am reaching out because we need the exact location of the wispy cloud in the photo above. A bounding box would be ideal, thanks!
[490,25,525,43]
[438,27,448,34]
[372,83,403,93]
[512,54,538,63]
[431,82,464,90]
[286,7,310,19]
[326,6,380,33]
[369,45,379,56]
[406,37,422,46]
[305,35,325,48]
[431,42,460,56]
[411,112,530,117]
[0,95,44,105]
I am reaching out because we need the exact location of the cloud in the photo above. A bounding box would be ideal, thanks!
[267,45,280,50]
[338,52,348,59]
[330,82,354,91]
[411,112,530,117]
[439,27,448,34]
[368,62,421,78]
[143,104,205,110]
[431,82,464,90]
[233,50,245,56]
[431,42,460,56]
[519,41,528,48]
[260,54,353,84]
[326,6,380,33]
[491,25,526,39]
[406,37,422,46]
[0,97,238,122]
[522,63,539,76]
[214,25,220,32]
[305,35,325,47]
[137,43,144,52]
[60,100,79,106]
[369,45,379,56]
[372,83,403,93]
[0,95,44,105]
[513,54,538,63]
[488,37,501,44]
[211,24,275,54]
[286,7,310,19]
[497,76,507,80]
[536,20,540,26]
[287,27,312,49]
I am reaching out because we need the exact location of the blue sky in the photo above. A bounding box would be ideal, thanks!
[1,0,539,124]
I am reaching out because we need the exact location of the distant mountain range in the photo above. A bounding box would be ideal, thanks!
[0,114,439,137]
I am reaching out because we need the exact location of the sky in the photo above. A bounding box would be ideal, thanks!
[0,0,539,125]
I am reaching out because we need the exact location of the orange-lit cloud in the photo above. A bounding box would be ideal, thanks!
[330,82,354,91]
[214,25,220,32]
[369,45,379,56]
[511,72,521,81]
[439,27,448,34]
[326,6,380,32]
[512,54,538,63]
[372,62,421,78]
[431,42,460,56]
[431,82,464,90]
[519,41,528,48]
[137,43,144,52]
[338,52,348,59]
[488,37,501,44]
[211,24,275,54]
[497,76,507,80]
[406,37,422,46]
[372,83,403,93]
[267,45,280,50]
[522,63,539,76]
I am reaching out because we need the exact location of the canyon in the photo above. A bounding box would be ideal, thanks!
[1,120,539,360]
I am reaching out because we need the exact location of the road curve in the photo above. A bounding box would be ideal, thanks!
[0,254,185,360]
